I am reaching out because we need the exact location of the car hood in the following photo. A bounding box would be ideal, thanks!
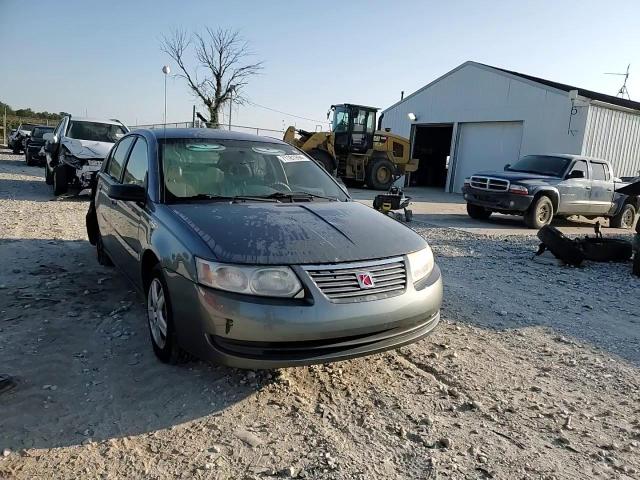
[474,170,559,182]
[170,201,427,265]
[61,137,113,159]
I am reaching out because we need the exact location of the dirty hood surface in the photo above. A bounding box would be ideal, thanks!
[61,137,113,159]
[474,170,559,181]
[171,201,427,265]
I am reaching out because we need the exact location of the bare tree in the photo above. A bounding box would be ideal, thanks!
[161,28,263,127]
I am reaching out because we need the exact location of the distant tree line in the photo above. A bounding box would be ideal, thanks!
[1,100,64,121]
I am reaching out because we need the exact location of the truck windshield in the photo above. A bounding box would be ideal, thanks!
[331,106,349,133]
[160,139,349,202]
[507,155,571,177]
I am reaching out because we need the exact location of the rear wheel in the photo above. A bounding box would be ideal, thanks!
[146,265,189,364]
[610,203,636,229]
[366,157,395,190]
[466,203,492,220]
[53,165,68,196]
[524,195,554,229]
[309,149,335,173]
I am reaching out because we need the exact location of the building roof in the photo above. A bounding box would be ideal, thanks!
[481,63,640,111]
[384,61,640,113]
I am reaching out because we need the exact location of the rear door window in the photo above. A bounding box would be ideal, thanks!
[107,136,135,181]
[591,162,609,181]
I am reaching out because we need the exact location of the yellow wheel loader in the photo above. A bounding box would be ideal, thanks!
[283,103,418,190]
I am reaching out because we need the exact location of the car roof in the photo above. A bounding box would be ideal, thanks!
[526,153,607,162]
[68,116,125,126]
[136,128,288,144]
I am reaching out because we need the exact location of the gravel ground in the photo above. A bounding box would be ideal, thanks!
[1,148,639,479]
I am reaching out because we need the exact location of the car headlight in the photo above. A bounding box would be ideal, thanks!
[195,258,303,298]
[407,246,434,283]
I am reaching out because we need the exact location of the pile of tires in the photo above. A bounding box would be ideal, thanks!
[537,225,633,266]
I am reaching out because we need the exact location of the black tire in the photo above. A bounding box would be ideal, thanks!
[579,237,633,262]
[45,163,54,185]
[537,225,584,266]
[466,203,492,220]
[96,232,114,266]
[146,264,190,364]
[609,203,636,229]
[309,149,335,173]
[366,157,395,190]
[633,252,640,277]
[525,195,554,229]
[53,165,68,196]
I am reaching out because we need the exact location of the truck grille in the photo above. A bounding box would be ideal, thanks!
[303,257,407,303]
[470,176,510,191]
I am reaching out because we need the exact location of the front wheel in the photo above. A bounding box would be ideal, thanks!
[53,165,68,196]
[146,265,189,364]
[466,203,492,220]
[524,195,554,229]
[45,162,54,185]
[609,203,636,229]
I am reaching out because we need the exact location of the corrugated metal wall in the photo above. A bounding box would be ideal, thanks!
[582,105,640,177]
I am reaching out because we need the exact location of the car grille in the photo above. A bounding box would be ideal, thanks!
[470,176,510,191]
[303,257,407,303]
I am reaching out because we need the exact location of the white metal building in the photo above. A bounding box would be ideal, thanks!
[381,61,640,192]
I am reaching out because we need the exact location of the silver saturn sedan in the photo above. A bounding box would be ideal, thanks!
[86,128,443,369]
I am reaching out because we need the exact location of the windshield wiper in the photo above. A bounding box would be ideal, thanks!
[172,194,277,203]
[265,191,340,201]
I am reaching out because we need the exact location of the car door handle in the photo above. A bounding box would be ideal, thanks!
[585,186,591,190]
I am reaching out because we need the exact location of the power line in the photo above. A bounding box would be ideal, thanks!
[246,101,328,124]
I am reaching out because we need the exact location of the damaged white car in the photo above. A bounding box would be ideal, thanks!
[43,115,128,196]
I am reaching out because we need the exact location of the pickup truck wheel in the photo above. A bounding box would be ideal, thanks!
[53,165,68,196]
[609,203,636,229]
[466,203,492,220]
[525,195,553,229]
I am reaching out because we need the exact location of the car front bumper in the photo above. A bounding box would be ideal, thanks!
[462,186,533,213]
[165,263,443,369]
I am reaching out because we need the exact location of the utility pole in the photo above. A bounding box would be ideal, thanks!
[228,91,232,130]
[3,107,6,147]
[192,105,196,128]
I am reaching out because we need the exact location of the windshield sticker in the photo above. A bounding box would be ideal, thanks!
[277,154,309,163]
[252,147,286,155]
[185,144,226,152]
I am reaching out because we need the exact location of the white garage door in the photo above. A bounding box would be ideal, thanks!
[450,121,523,193]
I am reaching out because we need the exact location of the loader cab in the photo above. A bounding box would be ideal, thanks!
[329,104,377,155]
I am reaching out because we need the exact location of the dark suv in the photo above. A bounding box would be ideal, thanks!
[462,154,638,229]
[24,125,54,166]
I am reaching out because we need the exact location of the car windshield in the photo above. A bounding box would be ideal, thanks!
[160,138,349,202]
[507,155,571,176]
[32,127,54,139]
[67,121,126,143]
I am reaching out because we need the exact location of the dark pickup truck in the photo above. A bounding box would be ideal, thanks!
[462,154,639,229]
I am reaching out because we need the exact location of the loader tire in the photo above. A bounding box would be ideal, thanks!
[309,149,335,173]
[537,225,584,266]
[366,157,395,190]
[579,237,632,262]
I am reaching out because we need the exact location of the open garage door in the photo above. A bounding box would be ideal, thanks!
[450,121,523,193]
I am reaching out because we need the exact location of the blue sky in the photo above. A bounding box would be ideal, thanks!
[1,0,638,132]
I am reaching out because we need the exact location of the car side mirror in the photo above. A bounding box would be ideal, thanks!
[567,170,584,179]
[504,164,511,170]
[107,183,146,202]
